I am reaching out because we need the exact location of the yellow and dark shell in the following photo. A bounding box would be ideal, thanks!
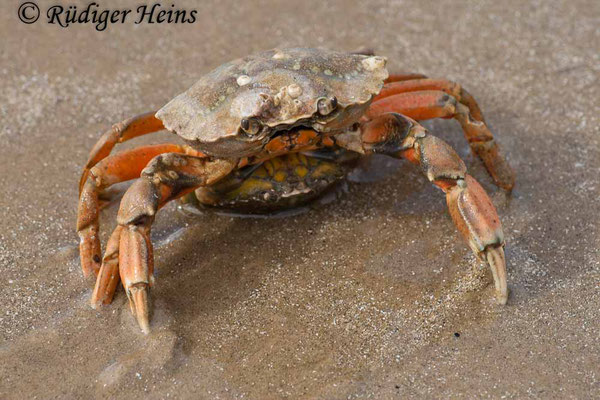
[186,151,356,213]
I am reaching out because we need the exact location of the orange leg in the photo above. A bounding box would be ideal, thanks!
[114,154,236,332]
[373,78,484,121]
[368,88,515,191]
[335,113,508,303]
[79,112,164,194]
[78,144,186,280]
[91,225,123,306]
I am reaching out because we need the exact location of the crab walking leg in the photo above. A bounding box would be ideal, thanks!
[116,154,236,333]
[91,225,123,306]
[78,144,188,278]
[79,111,165,194]
[336,113,508,303]
[88,143,200,305]
[373,78,484,121]
[367,90,515,191]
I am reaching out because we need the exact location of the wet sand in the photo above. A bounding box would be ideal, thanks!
[0,0,598,398]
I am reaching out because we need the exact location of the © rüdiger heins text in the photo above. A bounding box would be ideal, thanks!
[46,2,197,31]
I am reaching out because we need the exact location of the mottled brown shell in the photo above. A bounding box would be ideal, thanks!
[156,48,388,157]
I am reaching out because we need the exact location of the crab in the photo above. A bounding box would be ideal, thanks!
[77,48,515,333]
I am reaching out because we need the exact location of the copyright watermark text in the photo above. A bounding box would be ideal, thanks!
[18,2,197,31]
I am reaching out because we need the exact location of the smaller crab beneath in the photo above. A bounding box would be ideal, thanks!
[77,48,514,333]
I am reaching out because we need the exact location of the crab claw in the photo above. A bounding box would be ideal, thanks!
[128,284,151,334]
[485,245,508,304]
[446,175,509,303]
[118,223,154,334]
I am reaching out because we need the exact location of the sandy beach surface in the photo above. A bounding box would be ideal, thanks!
[1,0,598,398]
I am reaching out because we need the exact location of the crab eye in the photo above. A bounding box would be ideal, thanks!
[317,96,338,115]
[240,118,261,135]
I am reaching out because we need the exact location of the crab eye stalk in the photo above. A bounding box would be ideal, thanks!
[240,118,261,135]
[317,96,338,115]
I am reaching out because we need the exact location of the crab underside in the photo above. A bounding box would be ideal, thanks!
[77,48,515,333]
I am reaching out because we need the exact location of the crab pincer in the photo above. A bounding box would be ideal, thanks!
[446,175,508,303]
[118,223,154,333]
[342,113,508,302]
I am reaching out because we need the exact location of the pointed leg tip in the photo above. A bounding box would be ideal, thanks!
[485,246,508,306]
[90,291,109,309]
[499,183,514,193]
[498,178,515,193]
[82,268,97,284]
[138,317,151,334]
[496,290,509,305]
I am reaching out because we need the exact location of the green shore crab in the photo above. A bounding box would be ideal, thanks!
[78,48,514,333]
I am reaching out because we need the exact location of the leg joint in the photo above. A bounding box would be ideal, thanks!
[117,178,159,226]
[362,113,417,155]
[415,134,467,183]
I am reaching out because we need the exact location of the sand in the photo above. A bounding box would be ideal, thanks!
[0,0,598,398]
